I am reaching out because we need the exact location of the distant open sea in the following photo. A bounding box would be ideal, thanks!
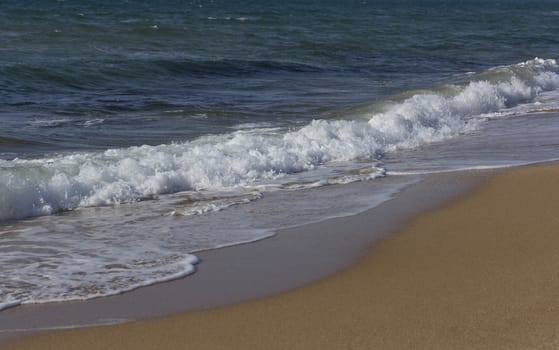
[1,0,559,310]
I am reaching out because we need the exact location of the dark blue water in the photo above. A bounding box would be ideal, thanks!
[2,0,558,154]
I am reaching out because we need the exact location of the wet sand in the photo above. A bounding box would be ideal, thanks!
[0,171,479,343]
[4,164,559,349]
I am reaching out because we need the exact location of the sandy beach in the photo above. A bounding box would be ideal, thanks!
[4,163,559,349]
[2,1,559,349]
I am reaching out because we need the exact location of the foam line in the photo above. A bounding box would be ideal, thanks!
[1,58,558,222]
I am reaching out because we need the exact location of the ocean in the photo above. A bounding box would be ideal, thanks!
[1,0,559,310]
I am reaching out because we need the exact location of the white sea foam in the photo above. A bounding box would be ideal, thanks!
[1,58,559,222]
[207,16,252,21]
[83,118,105,127]
[230,122,280,130]
[0,234,199,308]
[28,118,71,127]
[167,191,263,216]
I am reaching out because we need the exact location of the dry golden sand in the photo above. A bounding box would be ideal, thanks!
[5,164,559,350]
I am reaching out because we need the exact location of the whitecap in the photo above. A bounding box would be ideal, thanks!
[29,118,71,127]
[83,118,105,127]
[2,58,558,222]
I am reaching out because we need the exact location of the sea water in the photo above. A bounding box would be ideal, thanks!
[1,0,559,310]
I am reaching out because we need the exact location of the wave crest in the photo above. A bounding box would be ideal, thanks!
[1,58,558,221]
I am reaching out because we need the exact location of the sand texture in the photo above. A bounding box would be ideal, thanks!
[4,164,559,349]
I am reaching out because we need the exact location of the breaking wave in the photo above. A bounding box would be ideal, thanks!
[1,58,558,221]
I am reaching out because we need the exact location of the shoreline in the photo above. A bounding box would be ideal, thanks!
[4,163,559,349]
[0,169,488,345]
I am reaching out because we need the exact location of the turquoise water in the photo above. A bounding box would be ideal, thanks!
[1,0,559,309]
